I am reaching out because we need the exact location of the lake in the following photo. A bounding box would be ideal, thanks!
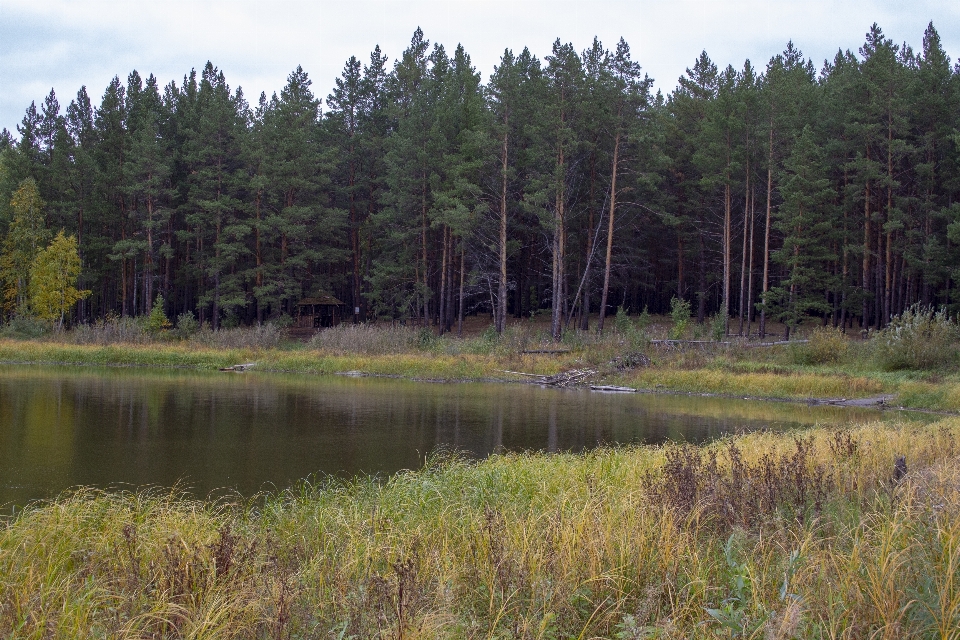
[0,364,898,507]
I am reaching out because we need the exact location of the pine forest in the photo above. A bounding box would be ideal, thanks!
[2,22,959,341]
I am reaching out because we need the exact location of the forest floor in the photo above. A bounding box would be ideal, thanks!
[4,419,960,638]
[1,313,959,412]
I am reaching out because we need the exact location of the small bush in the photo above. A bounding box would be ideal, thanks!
[645,437,828,531]
[710,313,727,342]
[0,313,52,339]
[145,295,172,335]
[791,326,849,365]
[668,297,690,340]
[873,305,959,370]
[173,311,199,340]
[635,306,652,332]
[613,306,633,335]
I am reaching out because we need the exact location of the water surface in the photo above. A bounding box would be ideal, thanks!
[0,364,899,506]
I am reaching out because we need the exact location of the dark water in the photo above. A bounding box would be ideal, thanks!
[0,364,897,507]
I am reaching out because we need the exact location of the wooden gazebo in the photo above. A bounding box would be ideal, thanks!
[295,294,345,330]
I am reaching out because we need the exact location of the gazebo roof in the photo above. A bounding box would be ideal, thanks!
[297,295,345,307]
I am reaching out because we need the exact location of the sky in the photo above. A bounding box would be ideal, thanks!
[1,0,958,136]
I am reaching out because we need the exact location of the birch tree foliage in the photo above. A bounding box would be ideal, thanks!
[1,177,50,315]
[29,230,90,328]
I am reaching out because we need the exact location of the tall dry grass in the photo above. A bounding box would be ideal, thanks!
[3,420,960,638]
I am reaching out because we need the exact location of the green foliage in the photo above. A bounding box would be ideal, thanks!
[172,311,199,340]
[0,312,51,338]
[2,25,960,338]
[1,178,50,316]
[145,295,171,334]
[873,305,959,371]
[613,306,632,334]
[791,326,849,365]
[635,306,652,332]
[710,313,726,342]
[28,230,89,329]
[668,297,691,340]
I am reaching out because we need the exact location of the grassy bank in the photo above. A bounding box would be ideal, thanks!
[5,312,960,411]
[3,420,960,638]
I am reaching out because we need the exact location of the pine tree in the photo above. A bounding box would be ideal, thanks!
[258,66,343,318]
[179,63,250,328]
[596,38,654,332]
[372,28,436,321]
[767,126,838,337]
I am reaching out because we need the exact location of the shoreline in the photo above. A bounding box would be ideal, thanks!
[2,338,958,417]
[3,420,960,638]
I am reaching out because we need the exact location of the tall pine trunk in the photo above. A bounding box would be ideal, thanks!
[497,128,508,334]
[738,161,750,335]
[759,123,774,338]
[598,129,620,333]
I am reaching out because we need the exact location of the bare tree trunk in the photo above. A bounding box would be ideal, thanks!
[722,179,731,336]
[759,124,774,338]
[145,193,155,309]
[458,241,465,337]
[421,174,429,325]
[598,130,620,333]
[746,186,756,334]
[697,210,706,324]
[439,226,449,334]
[254,188,263,323]
[497,128,508,334]
[551,141,565,342]
[350,152,360,324]
[738,161,750,335]
[581,151,596,331]
[863,173,871,328]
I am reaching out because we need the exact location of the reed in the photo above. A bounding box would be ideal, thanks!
[3,420,960,638]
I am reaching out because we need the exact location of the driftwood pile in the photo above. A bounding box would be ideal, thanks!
[500,368,597,387]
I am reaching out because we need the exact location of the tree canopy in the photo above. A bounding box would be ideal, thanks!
[2,22,959,337]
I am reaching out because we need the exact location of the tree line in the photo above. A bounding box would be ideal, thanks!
[1,22,958,339]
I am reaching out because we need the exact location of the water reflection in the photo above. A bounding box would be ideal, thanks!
[0,365,900,506]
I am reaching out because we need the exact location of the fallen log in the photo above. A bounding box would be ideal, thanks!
[220,362,257,372]
[590,385,637,393]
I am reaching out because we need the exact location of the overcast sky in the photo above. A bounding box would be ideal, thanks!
[1,0,958,136]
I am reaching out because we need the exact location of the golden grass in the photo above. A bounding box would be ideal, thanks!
[627,368,886,399]
[4,420,960,638]
[7,323,960,412]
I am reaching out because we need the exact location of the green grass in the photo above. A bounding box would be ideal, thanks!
[6,316,960,411]
[3,420,960,638]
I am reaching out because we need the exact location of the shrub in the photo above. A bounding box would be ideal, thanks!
[173,311,199,340]
[613,306,633,335]
[0,313,51,339]
[873,305,959,370]
[69,315,148,345]
[145,295,172,335]
[791,326,849,365]
[710,313,727,342]
[668,297,691,340]
[635,306,652,332]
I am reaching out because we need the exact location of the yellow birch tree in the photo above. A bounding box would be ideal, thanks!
[1,178,49,316]
[29,231,90,329]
